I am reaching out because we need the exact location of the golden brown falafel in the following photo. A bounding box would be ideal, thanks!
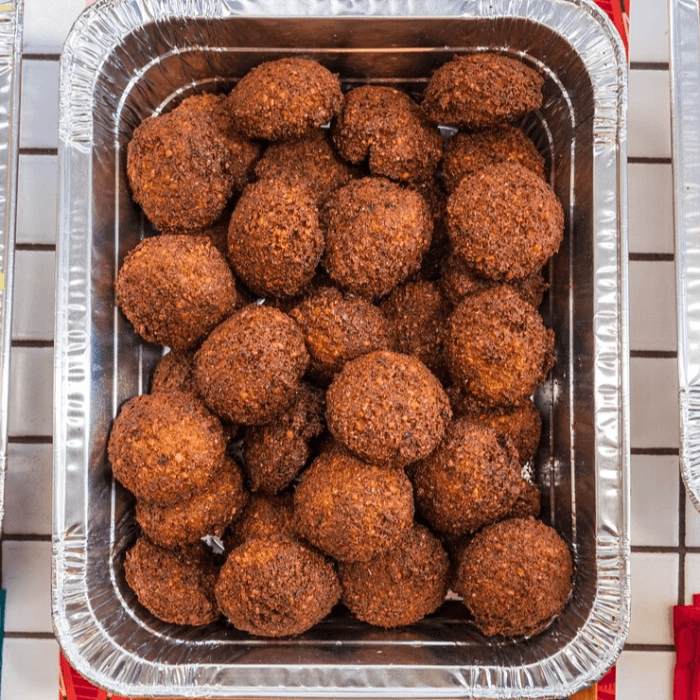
[293,449,414,562]
[194,304,309,425]
[339,525,450,628]
[453,517,573,637]
[332,85,442,182]
[108,391,225,505]
[326,351,451,468]
[115,235,243,351]
[422,53,544,129]
[226,492,296,550]
[323,177,432,299]
[127,92,258,232]
[215,535,340,637]
[228,58,343,141]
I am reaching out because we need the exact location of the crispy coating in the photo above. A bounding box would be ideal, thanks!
[243,383,325,494]
[446,162,564,282]
[444,285,555,407]
[253,130,356,205]
[339,525,450,628]
[108,391,225,505]
[379,281,448,380]
[228,58,343,141]
[124,537,220,626]
[440,254,549,309]
[332,85,442,182]
[410,178,450,282]
[194,305,309,425]
[227,492,295,549]
[448,395,543,464]
[441,126,546,193]
[127,93,259,232]
[215,535,341,637]
[289,286,397,382]
[115,235,243,351]
[323,177,433,299]
[453,517,573,637]
[228,180,324,298]
[422,53,544,129]
[135,456,249,548]
[411,419,522,536]
[326,351,451,468]
[508,479,542,518]
[293,449,414,562]
[150,350,198,396]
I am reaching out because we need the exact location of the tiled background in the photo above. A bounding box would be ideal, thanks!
[0,0,695,698]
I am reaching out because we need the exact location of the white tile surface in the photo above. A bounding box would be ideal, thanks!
[630,357,679,448]
[19,60,59,150]
[629,260,677,351]
[23,0,87,54]
[629,0,669,64]
[628,163,674,254]
[8,346,53,436]
[628,70,672,159]
[631,455,679,546]
[686,492,700,546]
[627,552,678,645]
[4,443,53,534]
[686,553,700,604]
[11,250,56,340]
[616,651,674,700]
[17,154,57,245]
[1,638,60,700]
[2,540,53,633]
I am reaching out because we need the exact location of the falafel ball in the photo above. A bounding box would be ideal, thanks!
[339,525,450,628]
[243,383,325,494]
[289,286,397,383]
[422,53,544,129]
[150,350,198,396]
[194,304,309,425]
[448,395,543,465]
[332,85,442,183]
[379,281,448,381]
[440,253,549,309]
[108,391,225,505]
[228,180,324,298]
[226,492,295,549]
[441,126,546,193]
[452,517,573,637]
[215,535,341,637]
[115,235,244,351]
[444,286,555,407]
[323,177,433,299]
[293,449,415,562]
[124,537,220,626]
[228,58,343,141]
[135,455,249,548]
[127,93,259,232]
[411,418,523,536]
[508,479,542,518]
[326,351,451,468]
[446,162,564,282]
[253,129,356,205]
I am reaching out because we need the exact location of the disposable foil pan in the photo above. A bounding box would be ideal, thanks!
[53,0,630,697]
[0,0,22,535]
[670,0,700,512]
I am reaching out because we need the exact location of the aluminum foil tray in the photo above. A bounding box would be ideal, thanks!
[53,0,630,697]
[670,0,700,513]
[0,0,22,535]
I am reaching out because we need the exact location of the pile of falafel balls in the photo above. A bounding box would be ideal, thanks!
[108,52,574,640]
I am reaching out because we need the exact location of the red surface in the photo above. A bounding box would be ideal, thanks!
[674,596,700,700]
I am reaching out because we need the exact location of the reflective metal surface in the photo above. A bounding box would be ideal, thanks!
[0,0,23,535]
[53,0,630,696]
[670,0,700,513]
